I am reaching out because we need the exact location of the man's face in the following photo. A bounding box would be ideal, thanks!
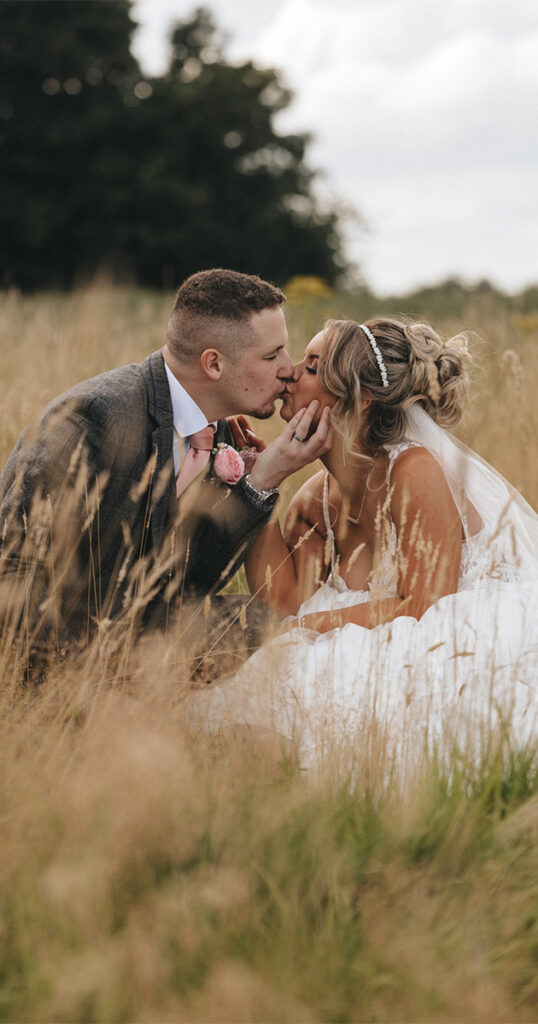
[222,307,294,419]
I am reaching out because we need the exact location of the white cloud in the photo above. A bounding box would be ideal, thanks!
[133,0,538,292]
[239,0,538,291]
[355,164,538,293]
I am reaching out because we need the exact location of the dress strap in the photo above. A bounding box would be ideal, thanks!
[386,439,422,488]
[322,471,339,580]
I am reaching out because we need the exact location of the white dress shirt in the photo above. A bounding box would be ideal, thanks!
[164,362,216,475]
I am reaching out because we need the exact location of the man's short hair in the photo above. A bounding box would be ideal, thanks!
[166,268,286,363]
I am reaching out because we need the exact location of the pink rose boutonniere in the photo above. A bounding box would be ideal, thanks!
[212,443,260,486]
[213,445,245,485]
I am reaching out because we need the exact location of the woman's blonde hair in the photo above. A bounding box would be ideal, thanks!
[317,317,471,453]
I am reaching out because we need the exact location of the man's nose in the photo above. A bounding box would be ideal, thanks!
[289,360,303,382]
[279,359,302,383]
[277,350,294,378]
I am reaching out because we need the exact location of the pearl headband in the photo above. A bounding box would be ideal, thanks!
[360,323,389,388]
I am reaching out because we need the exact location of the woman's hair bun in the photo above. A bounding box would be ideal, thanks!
[405,322,471,427]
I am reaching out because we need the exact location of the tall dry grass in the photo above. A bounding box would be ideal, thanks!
[0,284,538,1022]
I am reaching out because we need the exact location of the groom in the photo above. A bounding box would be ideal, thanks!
[0,269,330,665]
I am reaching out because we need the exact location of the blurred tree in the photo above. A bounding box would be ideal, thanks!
[131,8,347,287]
[0,0,141,288]
[0,3,348,289]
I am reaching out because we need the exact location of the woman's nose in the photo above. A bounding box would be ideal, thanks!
[290,360,304,382]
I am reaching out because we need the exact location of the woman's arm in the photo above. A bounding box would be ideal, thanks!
[285,448,463,633]
[245,472,328,618]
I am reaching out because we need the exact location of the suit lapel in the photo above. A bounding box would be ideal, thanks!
[141,351,176,549]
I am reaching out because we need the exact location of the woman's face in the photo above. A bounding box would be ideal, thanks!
[280,330,335,423]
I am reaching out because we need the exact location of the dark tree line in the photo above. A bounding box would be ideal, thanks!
[0,2,348,290]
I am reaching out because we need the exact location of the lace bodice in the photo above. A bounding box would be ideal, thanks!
[321,440,482,601]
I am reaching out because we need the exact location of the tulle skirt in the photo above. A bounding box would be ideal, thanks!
[190,578,538,775]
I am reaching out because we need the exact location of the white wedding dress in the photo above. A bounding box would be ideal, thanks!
[192,410,538,774]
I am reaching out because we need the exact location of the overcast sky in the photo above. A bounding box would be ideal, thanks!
[132,0,538,295]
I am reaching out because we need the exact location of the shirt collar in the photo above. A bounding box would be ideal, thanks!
[164,361,215,438]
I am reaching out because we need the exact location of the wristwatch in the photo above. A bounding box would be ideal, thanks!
[240,473,279,511]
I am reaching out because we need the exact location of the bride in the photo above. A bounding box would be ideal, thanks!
[192,318,538,771]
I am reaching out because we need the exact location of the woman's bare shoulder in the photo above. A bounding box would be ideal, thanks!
[284,470,326,536]
[390,445,446,485]
[389,445,459,518]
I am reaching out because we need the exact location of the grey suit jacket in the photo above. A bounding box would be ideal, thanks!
[0,350,274,641]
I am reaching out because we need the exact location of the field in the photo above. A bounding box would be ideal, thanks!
[0,283,537,1023]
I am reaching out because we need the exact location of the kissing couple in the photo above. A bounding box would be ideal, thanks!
[0,268,328,675]
[1,268,538,766]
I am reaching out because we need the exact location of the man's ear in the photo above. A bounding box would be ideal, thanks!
[200,348,223,380]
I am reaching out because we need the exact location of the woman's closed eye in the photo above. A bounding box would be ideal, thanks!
[306,363,317,375]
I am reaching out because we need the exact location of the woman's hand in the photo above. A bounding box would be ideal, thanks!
[248,401,333,491]
[230,402,333,490]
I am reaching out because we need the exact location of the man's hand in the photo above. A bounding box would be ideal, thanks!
[247,401,333,491]
[227,415,267,453]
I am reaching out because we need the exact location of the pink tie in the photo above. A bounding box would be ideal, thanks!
[176,425,215,497]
